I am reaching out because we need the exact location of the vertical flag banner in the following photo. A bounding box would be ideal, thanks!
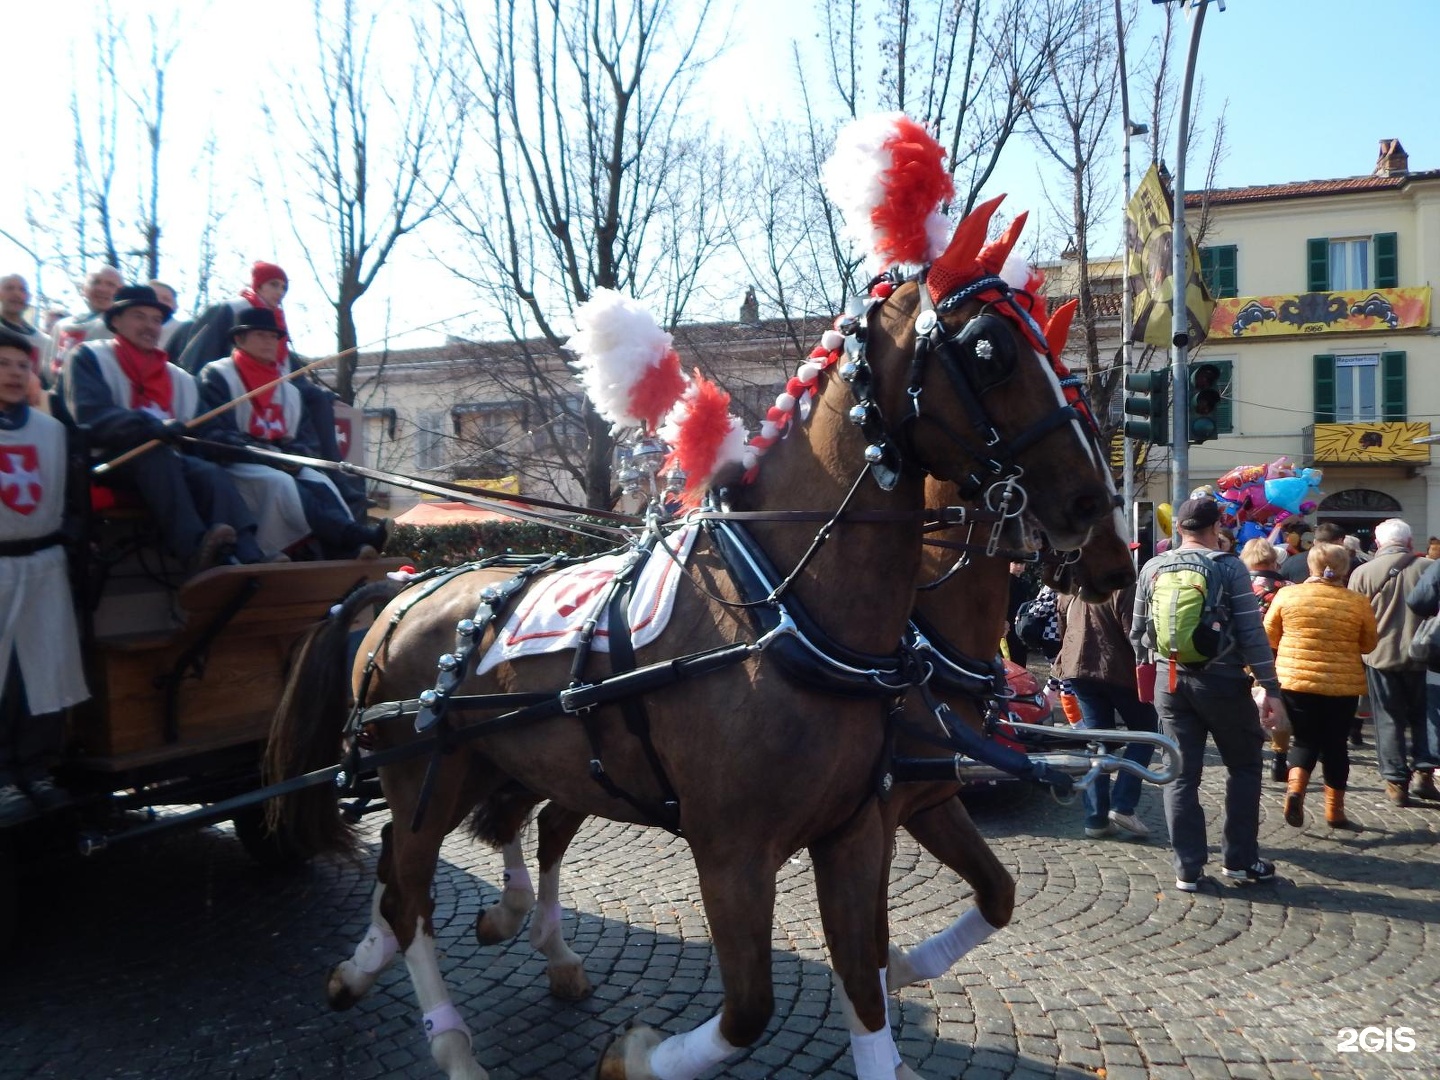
[1126,163,1216,347]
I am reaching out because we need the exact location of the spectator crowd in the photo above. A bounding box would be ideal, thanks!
[1053,496,1438,894]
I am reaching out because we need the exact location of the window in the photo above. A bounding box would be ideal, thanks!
[415,410,446,471]
[1199,245,1238,298]
[1330,239,1370,291]
[1313,352,1406,423]
[1307,233,1398,291]
[1335,355,1379,421]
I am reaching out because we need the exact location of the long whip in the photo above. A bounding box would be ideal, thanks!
[92,351,350,476]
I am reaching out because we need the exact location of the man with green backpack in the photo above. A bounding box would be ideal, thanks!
[1132,496,1289,893]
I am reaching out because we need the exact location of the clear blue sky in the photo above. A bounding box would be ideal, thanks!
[5,0,1439,348]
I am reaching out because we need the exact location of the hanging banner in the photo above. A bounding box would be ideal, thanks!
[1310,422,1431,464]
[1210,286,1431,339]
[1125,163,1216,347]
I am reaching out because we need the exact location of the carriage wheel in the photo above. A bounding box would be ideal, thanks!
[232,804,309,871]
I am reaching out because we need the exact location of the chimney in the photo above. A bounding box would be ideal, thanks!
[1375,138,1409,177]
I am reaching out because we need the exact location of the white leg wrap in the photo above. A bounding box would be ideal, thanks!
[422,1001,472,1045]
[650,1014,736,1080]
[353,922,399,975]
[502,864,532,895]
[903,908,998,982]
[878,968,900,1068]
[530,901,563,951]
[850,1028,898,1080]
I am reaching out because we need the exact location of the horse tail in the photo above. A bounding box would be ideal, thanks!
[264,579,403,859]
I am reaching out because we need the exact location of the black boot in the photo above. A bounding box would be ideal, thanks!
[1270,751,1288,783]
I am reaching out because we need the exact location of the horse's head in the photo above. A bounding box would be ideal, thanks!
[1040,508,1137,602]
[863,204,1116,551]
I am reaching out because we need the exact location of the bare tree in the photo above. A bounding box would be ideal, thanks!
[266,0,462,403]
[121,15,180,281]
[1026,0,1124,417]
[741,1,1088,329]
[440,0,731,509]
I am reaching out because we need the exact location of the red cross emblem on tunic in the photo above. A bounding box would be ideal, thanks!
[0,445,43,516]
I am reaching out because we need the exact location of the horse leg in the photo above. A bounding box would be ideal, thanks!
[474,834,535,946]
[328,822,399,1010]
[383,794,488,1079]
[812,801,919,1080]
[532,802,592,1001]
[596,849,777,1079]
[887,795,1010,992]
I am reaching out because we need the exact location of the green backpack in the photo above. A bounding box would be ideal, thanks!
[1146,549,1235,666]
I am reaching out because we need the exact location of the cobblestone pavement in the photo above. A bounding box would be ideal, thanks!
[2,740,1436,1079]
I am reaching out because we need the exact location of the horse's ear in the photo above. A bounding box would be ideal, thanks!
[928,194,1005,304]
[978,211,1027,275]
[1045,299,1079,357]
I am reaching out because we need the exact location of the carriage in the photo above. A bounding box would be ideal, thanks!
[0,429,402,953]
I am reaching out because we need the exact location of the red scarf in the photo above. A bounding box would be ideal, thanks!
[113,336,174,415]
[232,348,288,440]
[238,286,290,366]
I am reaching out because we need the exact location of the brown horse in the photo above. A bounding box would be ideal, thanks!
[470,500,1142,1013]
[267,219,1117,1080]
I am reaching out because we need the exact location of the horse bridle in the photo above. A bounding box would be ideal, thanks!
[836,269,1106,523]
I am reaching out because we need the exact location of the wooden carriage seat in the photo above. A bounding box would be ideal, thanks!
[73,558,405,765]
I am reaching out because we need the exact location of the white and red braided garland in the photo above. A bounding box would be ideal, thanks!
[739,280,899,484]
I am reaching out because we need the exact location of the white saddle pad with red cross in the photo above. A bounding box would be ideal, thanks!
[476,525,698,675]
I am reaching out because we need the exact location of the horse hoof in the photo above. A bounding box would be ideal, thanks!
[885,944,918,992]
[594,1024,662,1080]
[547,961,593,1002]
[895,1063,928,1080]
[475,888,533,946]
[326,967,359,1012]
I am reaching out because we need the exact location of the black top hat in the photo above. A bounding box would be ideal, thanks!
[229,306,287,339]
[104,284,174,329]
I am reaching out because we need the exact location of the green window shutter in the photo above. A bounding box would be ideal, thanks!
[1374,232,1399,289]
[1313,355,1336,423]
[1212,359,1234,432]
[1307,238,1329,291]
[1200,245,1238,298]
[1382,351,1406,421]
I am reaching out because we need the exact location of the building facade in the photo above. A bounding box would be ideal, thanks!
[1161,139,1440,546]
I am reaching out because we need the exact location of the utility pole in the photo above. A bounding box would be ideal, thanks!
[1115,0,1147,517]
[1169,0,1221,508]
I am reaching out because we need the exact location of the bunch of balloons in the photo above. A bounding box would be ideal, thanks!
[1211,457,1324,542]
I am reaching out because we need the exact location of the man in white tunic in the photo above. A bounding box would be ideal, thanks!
[0,326,88,825]
[196,307,385,559]
[64,285,267,568]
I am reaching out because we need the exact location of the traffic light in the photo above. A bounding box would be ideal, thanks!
[1188,362,1222,444]
[1123,370,1170,446]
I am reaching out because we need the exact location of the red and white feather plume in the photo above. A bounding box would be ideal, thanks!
[822,114,954,267]
[658,373,749,502]
[565,288,688,433]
